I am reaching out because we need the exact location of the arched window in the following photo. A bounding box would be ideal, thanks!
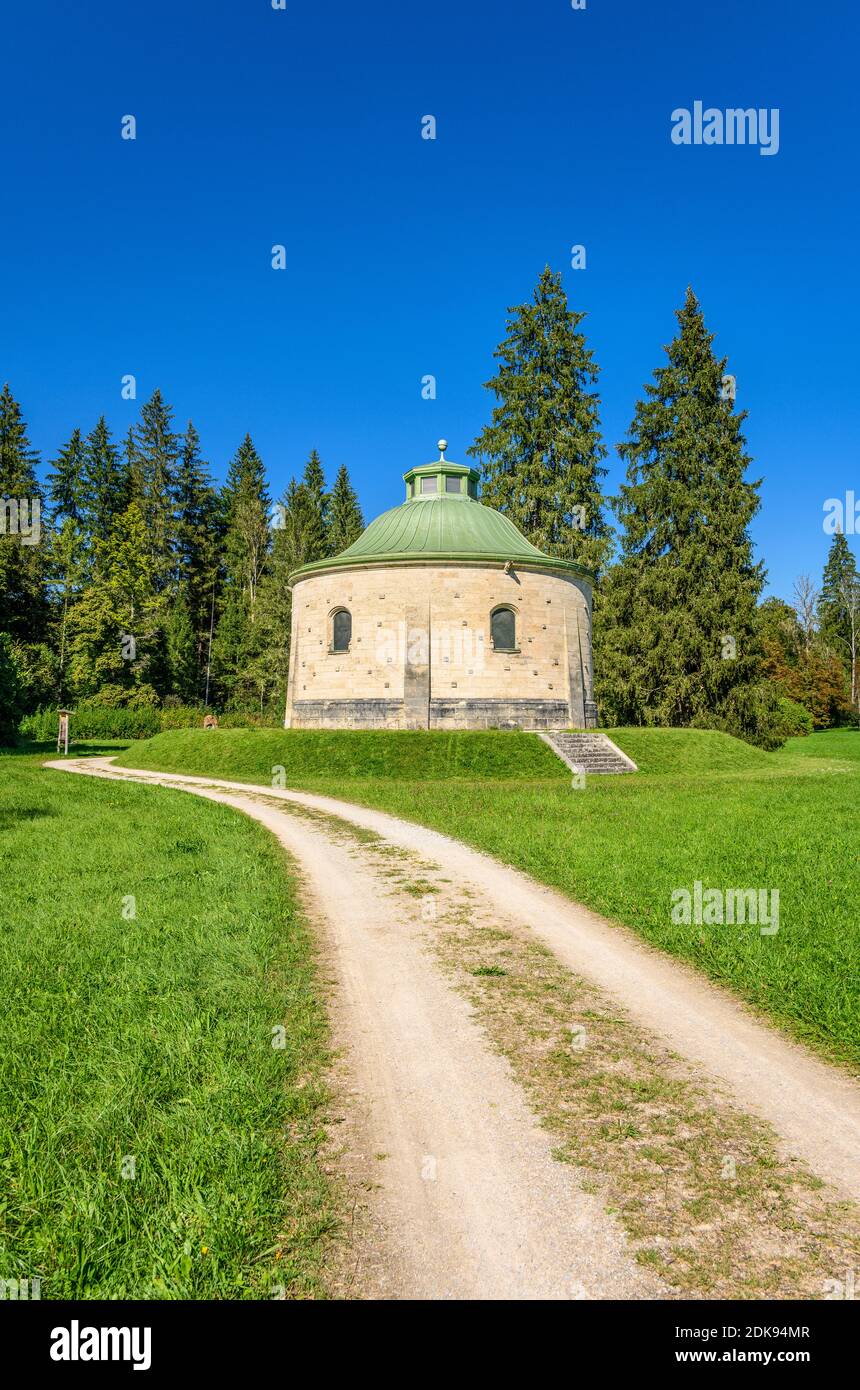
[491,606,517,651]
[331,608,352,653]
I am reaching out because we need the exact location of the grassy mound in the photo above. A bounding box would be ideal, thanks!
[114,727,569,781]
[113,724,774,783]
[605,727,774,775]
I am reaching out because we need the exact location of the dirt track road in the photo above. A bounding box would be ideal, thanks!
[47,758,860,1298]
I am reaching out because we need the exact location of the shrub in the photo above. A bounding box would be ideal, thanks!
[17,703,281,742]
[719,683,788,751]
[85,684,132,708]
[19,703,160,741]
[219,711,281,729]
[690,683,788,751]
[776,697,814,739]
[159,706,210,730]
[125,684,161,710]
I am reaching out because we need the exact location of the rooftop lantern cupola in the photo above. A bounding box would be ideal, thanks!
[403,439,481,501]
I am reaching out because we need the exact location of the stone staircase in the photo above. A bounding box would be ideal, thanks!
[539,731,638,776]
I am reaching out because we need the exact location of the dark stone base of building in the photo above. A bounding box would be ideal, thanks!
[289,699,403,729]
[288,697,580,731]
[428,698,569,730]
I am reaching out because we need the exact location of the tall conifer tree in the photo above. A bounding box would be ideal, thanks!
[0,383,49,644]
[82,417,131,542]
[47,428,87,525]
[819,531,859,649]
[298,449,329,561]
[328,463,364,554]
[818,530,860,709]
[211,434,270,707]
[596,288,764,728]
[173,421,221,692]
[130,390,180,591]
[468,267,610,571]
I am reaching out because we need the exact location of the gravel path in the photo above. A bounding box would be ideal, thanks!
[47,757,860,1296]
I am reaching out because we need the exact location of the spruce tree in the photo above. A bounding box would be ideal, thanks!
[819,530,859,649]
[329,463,364,553]
[124,425,144,505]
[82,417,131,542]
[596,288,765,729]
[0,383,49,645]
[298,449,329,561]
[220,434,270,605]
[211,434,270,707]
[47,428,87,525]
[173,421,221,692]
[468,266,610,571]
[130,389,180,591]
[818,531,860,710]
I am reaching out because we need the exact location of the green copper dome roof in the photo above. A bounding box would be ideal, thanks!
[289,443,594,584]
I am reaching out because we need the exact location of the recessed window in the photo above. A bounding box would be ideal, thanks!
[420,476,437,494]
[331,608,352,653]
[491,606,517,651]
[445,475,461,494]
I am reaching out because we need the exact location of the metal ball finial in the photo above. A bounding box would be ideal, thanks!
[437,438,448,459]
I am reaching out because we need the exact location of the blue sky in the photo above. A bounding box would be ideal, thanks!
[3,0,858,598]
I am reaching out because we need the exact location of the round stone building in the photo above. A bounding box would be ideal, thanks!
[284,443,597,731]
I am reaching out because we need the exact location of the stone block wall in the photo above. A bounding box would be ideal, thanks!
[285,560,593,729]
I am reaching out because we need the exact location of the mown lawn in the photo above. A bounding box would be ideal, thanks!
[119,726,567,782]
[115,726,860,1070]
[0,742,337,1299]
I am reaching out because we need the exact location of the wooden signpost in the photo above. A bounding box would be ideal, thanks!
[57,709,72,756]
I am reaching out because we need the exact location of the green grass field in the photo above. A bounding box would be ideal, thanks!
[0,742,337,1299]
[114,725,860,1069]
[4,724,857,1299]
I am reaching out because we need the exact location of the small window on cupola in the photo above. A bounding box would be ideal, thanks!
[445,475,461,493]
[421,476,437,494]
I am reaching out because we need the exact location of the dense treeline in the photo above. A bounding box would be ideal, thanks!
[2,270,857,746]
[0,384,363,737]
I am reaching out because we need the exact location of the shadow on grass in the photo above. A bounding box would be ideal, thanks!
[3,740,133,758]
[0,807,55,830]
